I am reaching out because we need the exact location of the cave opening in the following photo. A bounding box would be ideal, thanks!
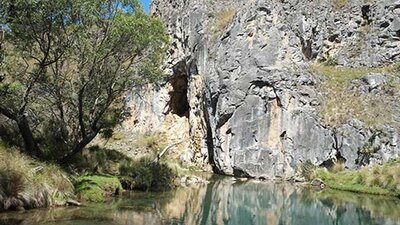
[167,61,190,118]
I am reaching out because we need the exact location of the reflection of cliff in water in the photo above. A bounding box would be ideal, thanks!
[195,179,400,225]
[1,177,400,225]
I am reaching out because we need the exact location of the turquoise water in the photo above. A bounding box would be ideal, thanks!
[1,176,400,225]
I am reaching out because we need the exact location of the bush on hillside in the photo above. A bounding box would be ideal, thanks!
[119,158,177,191]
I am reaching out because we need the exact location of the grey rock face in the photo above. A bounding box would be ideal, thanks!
[361,73,387,90]
[142,0,400,178]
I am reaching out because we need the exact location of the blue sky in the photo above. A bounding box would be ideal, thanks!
[140,0,151,13]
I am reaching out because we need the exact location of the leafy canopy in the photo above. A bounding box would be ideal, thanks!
[0,0,168,161]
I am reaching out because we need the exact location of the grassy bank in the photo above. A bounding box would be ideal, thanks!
[0,139,190,211]
[0,143,74,211]
[311,160,400,197]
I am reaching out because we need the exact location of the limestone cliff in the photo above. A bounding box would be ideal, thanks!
[119,0,400,179]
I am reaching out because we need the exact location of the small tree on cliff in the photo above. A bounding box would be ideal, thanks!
[0,0,168,162]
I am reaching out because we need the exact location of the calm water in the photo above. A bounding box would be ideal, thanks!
[1,176,400,225]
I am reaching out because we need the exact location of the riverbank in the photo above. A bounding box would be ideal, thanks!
[311,160,400,197]
[2,139,400,214]
[0,142,210,212]
[1,177,400,225]
[0,144,74,211]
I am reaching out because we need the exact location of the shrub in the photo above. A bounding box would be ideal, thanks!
[70,145,132,175]
[119,158,177,191]
[300,160,317,181]
[323,56,338,66]
[330,162,345,173]
[0,170,26,211]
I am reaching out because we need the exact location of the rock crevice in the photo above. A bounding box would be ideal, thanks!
[123,0,400,178]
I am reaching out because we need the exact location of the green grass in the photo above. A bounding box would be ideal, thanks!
[312,64,389,86]
[75,175,122,202]
[312,160,400,197]
[0,141,74,211]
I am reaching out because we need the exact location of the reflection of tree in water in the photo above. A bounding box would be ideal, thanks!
[1,178,400,225]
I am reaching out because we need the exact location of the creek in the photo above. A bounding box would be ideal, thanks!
[1,175,400,225]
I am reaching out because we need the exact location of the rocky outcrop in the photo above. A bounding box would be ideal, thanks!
[121,0,400,178]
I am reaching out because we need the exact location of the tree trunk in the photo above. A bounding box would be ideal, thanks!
[0,107,42,158]
[16,115,42,158]
[58,132,98,164]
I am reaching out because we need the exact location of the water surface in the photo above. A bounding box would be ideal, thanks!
[1,176,400,225]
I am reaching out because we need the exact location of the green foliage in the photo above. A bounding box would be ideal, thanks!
[0,119,22,147]
[119,158,177,191]
[0,142,74,211]
[0,0,169,161]
[72,145,131,175]
[312,161,400,197]
[75,175,122,202]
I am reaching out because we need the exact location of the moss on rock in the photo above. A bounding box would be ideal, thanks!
[75,175,122,202]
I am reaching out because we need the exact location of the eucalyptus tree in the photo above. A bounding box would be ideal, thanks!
[0,0,168,162]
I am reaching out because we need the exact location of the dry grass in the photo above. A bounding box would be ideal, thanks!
[134,132,168,157]
[208,9,236,40]
[0,142,74,211]
[312,64,399,128]
[330,162,345,173]
[331,0,348,9]
[215,9,236,31]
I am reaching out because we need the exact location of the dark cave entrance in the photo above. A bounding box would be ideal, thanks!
[167,61,190,118]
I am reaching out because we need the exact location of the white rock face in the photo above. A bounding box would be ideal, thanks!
[122,0,400,178]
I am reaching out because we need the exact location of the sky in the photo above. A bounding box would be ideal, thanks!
[140,0,151,13]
